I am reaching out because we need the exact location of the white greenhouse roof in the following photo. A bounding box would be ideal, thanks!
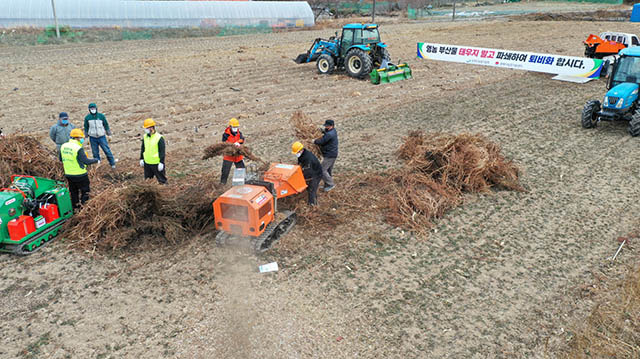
[0,0,315,28]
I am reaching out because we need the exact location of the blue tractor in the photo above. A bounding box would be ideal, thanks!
[295,23,392,79]
[582,47,640,136]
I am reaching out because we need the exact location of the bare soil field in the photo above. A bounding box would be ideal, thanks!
[1,9,640,359]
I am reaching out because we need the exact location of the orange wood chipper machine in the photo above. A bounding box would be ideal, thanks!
[213,163,307,252]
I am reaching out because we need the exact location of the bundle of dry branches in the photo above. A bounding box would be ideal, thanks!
[0,135,63,186]
[565,263,640,358]
[64,175,224,253]
[396,131,523,192]
[202,142,262,162]
[380,131,523,231]
[290,111,323,159]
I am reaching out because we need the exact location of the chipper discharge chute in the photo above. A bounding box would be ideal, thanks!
[370,63,413,85]
[0,175,73,255]
[212,163,307,252]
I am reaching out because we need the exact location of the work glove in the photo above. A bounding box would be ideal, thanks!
[97,160,101,165]
[140,159,145,167]
[158,163,164,172]
[234,142,241,147]
[107,136,112,142]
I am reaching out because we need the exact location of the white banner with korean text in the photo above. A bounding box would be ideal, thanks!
[417,42,604,78]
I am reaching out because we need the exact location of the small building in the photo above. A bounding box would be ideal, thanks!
[632,3,640,22]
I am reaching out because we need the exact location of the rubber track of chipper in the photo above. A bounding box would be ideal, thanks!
[215,231,231,247]
[252,211,297,253]
[6,221,65,256]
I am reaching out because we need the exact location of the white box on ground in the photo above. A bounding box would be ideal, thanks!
[259,262,278,273]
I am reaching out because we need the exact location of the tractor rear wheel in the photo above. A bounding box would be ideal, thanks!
[581,100,601,129]
[316,54,335,75]
[628,109,640,136]
[345,49,373,79]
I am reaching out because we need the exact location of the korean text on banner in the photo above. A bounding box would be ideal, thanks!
[417,42,603,78]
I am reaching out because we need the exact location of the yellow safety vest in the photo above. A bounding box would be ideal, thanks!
[60,140,86,176]
[143,133,163,165]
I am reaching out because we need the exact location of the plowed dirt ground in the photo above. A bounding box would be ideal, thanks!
[1,7,639,358]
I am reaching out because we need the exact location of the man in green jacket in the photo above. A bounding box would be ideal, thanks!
[140,118,167,184]
[59,129,99,209]
[84,102,117,169]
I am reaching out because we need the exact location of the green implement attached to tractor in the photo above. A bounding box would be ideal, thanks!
[295,23,412,84]
[0,175,73,255]
[370,63,413,84]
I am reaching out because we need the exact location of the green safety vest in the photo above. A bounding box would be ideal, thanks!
[143,133,162,165]
[60,140,86,176]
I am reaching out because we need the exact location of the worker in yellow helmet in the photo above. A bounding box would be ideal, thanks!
[59,128,99,209]
[292,141,322,206]
[220,117,246,185]
[139,118,167,184]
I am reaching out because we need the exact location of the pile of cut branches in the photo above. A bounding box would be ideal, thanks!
[284,131,524,239]
[64,176,223,252]
[290,111,323,159]
[0,135,63,186]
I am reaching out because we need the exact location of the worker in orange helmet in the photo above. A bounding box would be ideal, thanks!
[292,141,322,206]
[139,118,167,184]
[220,118,245,185]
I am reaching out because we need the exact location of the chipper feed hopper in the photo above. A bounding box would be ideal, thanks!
[213,163,307,252]
[0,175,73,255]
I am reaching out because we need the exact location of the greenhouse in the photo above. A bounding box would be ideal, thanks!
[0,0,315,28]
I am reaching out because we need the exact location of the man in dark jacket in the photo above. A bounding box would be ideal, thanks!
[292,141,322,206]
[49,112,75,156]
[59,129,99,209]
[313,119,338,192]
[84,102,117,169]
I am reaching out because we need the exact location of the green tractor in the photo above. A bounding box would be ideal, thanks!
[295,23,412,84]
[0,175,73,255]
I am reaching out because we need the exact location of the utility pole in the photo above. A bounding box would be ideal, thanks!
[452,0,456,21]
[372,0,376,23]
[51,0,60,38]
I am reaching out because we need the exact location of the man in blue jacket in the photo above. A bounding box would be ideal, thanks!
[313,119,338,192]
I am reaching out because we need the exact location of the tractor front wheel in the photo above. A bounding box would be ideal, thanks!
[345,49,373,79]
[628,109,640,136]
[316,54,335,75]
[581,100,600,129]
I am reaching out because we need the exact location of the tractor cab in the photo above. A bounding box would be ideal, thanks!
[339,24,385,57]
[581,47,640,136]
[603,48,640,113]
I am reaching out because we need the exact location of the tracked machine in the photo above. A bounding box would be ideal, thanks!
[213,163,307,252]
[0,175,73,255]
